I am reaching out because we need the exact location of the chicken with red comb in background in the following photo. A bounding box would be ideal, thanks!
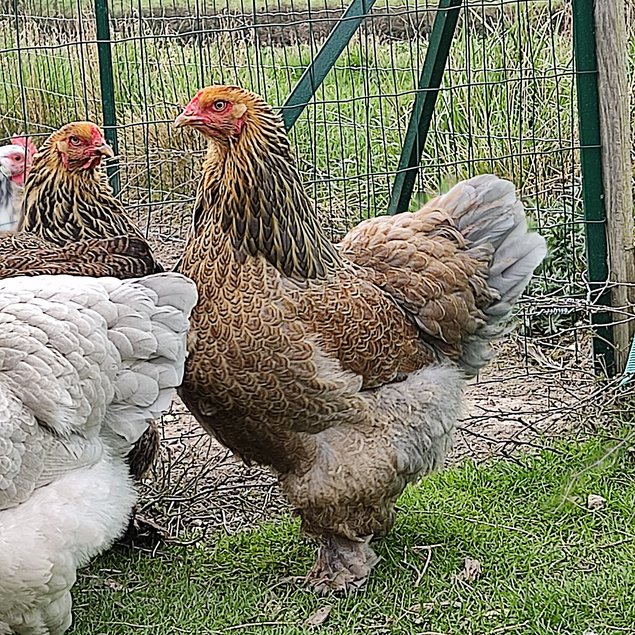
[0,121,165,486]
[0,134,37,231]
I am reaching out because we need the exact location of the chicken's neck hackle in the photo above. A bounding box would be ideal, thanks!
[19,138,143,245]
[196,104,343,281]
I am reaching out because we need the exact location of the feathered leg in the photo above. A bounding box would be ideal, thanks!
[282,365,464,594]
[126,420,161,480]
[118,421,164,548]
[305,534,379,594]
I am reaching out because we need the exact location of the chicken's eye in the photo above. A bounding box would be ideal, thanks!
[212,100,227,112]
[69,135,81,147]
[13,155,22,162]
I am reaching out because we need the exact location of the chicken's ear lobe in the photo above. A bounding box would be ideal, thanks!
[232,104,248,135]
[232,103,247,119]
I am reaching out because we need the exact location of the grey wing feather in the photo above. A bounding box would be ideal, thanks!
[0,273,197,510]
[99,274,197,452]
[427,175,547,375]
[0,392,45,511]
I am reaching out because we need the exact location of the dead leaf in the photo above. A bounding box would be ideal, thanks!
[457,557,483,583]
[103,578,123,591]
[587,494,606,511]
[304,605,332,628]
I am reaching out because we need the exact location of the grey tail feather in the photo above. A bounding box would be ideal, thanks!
[437,175,548,376]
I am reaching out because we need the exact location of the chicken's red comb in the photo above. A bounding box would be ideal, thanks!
[11,135,38,165]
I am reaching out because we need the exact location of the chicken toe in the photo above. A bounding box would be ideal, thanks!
[305,534,380,595]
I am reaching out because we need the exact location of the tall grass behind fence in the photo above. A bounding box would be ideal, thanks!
[0,0,632,347]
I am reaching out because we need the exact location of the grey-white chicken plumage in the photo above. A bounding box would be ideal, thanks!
[0,273,197,635]
[0,144,25,232]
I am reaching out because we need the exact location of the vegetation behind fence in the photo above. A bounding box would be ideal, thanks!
[0,0,633,361]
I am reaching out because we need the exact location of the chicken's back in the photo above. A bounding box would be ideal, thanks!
[0,235,161,279]
[340,175,547,376]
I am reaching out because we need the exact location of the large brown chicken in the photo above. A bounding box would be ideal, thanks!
[0,122,164,479]
[174,85,548,593]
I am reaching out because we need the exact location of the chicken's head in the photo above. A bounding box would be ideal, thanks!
[0,144,28,185]
[50,122,114,172]
[10,135,38,184]
[0,136,37,186]
[174,86,266,141]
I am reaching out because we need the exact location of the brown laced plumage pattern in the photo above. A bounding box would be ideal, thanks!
[0,235,157,278]
[19,123,149,249]
[176,85,546,593]
[0,122,164,480]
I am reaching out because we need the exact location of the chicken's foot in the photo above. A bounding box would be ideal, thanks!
[305,534,379,595]
[116,508,165,550]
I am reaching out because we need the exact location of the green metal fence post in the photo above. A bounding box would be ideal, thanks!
[281,0,377,131]
[572,0,615,375]
[387,0,461,215]
[95,0,120,194]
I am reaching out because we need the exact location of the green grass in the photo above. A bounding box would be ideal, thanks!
[71,435,635,635]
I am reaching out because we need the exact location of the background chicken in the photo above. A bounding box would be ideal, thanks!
[174,85,547,593]
[1,122,164,481]
[0,135,37,232]
[18,122,154,254]
[0,272,197,635]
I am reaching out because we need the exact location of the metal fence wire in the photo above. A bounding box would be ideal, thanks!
[0,0,633,473]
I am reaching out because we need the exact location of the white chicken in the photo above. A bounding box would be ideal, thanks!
[0,272,197,635]
[0,136,37,232]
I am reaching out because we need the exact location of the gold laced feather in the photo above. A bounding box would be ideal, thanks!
[195,95,342,281]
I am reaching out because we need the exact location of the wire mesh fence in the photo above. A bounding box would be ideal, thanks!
[0,1,584,256]
[0,0,632,503]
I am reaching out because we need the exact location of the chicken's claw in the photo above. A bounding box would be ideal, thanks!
[305,534,380,595]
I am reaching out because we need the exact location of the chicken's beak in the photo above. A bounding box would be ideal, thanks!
[0,158,11,179]
[95,142,114,158]
[173,112,193,129]
[174,110,208,129]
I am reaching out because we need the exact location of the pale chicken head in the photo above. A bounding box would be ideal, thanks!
[0,134,37,186]
[0,145,27,185]
[50,122,114,172]
[8,135,38,186]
